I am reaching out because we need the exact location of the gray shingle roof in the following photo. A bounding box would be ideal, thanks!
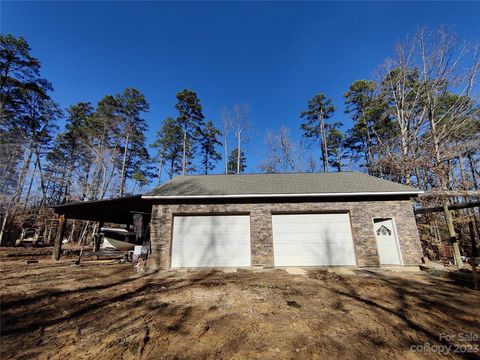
[142,172,422,198]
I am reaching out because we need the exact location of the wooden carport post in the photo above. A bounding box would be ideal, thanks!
[52,214,66,261]
[443,202,463,269]
[469,221,479,290]
[94,221,104,252]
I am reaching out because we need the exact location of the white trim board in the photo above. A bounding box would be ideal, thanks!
[142,190,423,200]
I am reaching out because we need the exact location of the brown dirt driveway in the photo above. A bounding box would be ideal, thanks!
[1,247,479,359]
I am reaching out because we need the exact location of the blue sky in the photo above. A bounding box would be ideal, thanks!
[2,1,480,176]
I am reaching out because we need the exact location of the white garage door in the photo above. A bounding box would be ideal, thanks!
[272,213,356,266]
[171,215,251,268]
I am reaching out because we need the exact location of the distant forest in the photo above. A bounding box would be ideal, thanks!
[0,27,479,242]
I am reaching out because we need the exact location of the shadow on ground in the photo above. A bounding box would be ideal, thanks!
[1,251,479,360]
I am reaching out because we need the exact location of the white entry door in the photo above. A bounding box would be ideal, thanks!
[374,218,402,265]
[171,215,251,268]
[272,213,356,266]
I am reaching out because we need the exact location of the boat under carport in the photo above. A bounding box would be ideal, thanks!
[50,195,153,260]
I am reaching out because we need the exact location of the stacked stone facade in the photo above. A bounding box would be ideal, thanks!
[148,199,423,269]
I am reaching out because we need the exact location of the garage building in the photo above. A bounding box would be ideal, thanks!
[144,172,424,269]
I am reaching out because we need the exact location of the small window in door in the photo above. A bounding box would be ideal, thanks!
[376,225,391,236]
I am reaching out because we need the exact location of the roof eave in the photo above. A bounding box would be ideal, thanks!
[50,194,143,209]
[142,190,424,200]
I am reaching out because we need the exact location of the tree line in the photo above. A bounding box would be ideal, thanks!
[0,34,249,209]
[262,27,479,193]
[1,27,479,243]
[150,93,248,184]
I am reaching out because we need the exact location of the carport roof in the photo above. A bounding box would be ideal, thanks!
[51,195,152,223]
[143,172,422,199]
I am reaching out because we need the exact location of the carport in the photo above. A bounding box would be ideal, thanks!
[51,195,153,260]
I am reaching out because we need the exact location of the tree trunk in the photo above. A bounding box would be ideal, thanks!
[468,220,479,290]
[34,151,48,208]
[443,201,463,269]
[68,220,76,242]
[13,145,34,203]
[169,158,174,179]
[224,124,228,175]
[63,161,75,203]
[46,220,53,245]
[157,155,164,186]
[120,131,130,196]
[432,218,441,243]
[0,208,9,245]
[101,165,116,199]
[365,119,373,174]
[466,150,478,190]
[204,149,208,175]
[400,127,410,186]
[469,220,478,258]
[94,221,104,252]
[52,215,66,261]
[459,156,468,190]
[319,114,329,172]
[23,159,38,211]
[323,131,329,173]
[79,221,90,245]
[182,130,187,175]
[414,167,422,189]
[237,135,241,175]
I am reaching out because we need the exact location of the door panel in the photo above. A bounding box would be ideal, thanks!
[272,213,356,266]
[374,218,402,265]
[172,215,251,268]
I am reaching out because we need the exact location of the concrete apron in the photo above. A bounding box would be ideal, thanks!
[165,266,422,276]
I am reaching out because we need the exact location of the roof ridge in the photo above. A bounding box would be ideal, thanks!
[177,171,360,177]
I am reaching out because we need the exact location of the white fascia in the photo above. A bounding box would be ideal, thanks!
[141,190,424,200]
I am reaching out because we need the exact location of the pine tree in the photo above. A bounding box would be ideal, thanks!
[0,34,45,123]
[0,34,52,198]
[151,117,184,180]
[300,93,335,172]
[80,95,122,200]
[197,120,222,174]
[326,122,345,172]
[343,79,396,176]
[343,80,376,171]
[115,88,150,196]
[227,148,246,174]
[13,82,61,205]
[46,102,93,203]
[175,89,204,175]
[0,34,59,244]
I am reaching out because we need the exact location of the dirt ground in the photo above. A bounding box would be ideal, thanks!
[1,247,479,360]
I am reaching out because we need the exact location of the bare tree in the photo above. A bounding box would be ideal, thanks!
[415,27,480,189]
[260,127,307,173]
[231,103,250,174]
[220,107,232,175]
[304,155,319,173]
[378,39,426,186]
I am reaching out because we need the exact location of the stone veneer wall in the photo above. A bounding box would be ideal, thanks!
[148,199,423,270]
